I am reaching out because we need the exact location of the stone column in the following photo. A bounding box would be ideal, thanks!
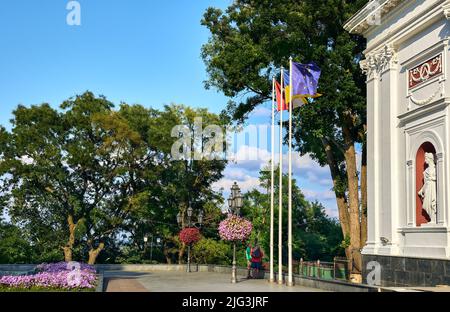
[385,46,400,253]
[360,55,379,254]
[361,44,399,254]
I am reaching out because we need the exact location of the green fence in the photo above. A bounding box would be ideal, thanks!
[298,258,349,281]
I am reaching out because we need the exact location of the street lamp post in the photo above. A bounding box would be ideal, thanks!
[228,182,244,284]
[144,234,161,263]
[150,236,154,262]
[177,206,203,273]
[143,235,148,261]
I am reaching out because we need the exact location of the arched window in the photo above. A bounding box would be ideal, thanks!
[415,142,436,226]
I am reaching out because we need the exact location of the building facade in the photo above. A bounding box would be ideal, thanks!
[345,0,450,287]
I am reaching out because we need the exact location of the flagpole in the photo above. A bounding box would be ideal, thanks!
[287,57,294,287]
[269,78,275,283]
[278,67,284,285]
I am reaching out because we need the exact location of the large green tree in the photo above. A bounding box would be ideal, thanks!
[0,94,228,265]
[119,104,227,264]
[0,92,148,264]
[201,0,367,273]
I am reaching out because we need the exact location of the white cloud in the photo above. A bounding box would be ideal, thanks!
[305,171,333,187]
[229,145,330,180]
[250,106,272,118]
[324,207,339,219]
[221,167,249,180]
[281,153,329,176]
[213,175,263,194]
[217,143,340,219]
[302,189,336,201]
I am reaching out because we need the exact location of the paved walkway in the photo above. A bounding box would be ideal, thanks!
[105,276,148,292]
[385,286,450,292]
[104,271,325,292]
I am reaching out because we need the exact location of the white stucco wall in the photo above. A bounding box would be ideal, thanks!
[346,0,450,260]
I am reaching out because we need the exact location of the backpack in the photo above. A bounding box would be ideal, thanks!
[251,247,261,258]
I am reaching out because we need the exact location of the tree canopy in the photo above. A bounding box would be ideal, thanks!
[0,92,227,264]
[202,0,368,273]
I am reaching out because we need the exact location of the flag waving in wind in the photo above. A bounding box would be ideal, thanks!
[275,80,287,111]
[284,62,322,108]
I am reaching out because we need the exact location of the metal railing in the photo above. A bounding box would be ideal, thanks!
[297,257,350,281]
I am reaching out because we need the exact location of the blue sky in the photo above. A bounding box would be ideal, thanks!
[0,0,338,217]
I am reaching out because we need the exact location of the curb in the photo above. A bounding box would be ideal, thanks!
[95,272,104,292]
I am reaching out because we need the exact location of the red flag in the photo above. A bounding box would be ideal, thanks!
[275,80,287,111]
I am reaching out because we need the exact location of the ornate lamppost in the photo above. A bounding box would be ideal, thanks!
[177,206,204,273]
[144,234,160,263]
[227,182,244,284]
[143,235,149,261]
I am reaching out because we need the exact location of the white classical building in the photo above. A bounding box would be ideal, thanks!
[345,0,450,286]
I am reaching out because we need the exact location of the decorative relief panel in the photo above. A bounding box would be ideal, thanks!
[406,50,446,110]
[409,54,442,90]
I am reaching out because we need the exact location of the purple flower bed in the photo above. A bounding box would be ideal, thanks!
[0,262,97,291]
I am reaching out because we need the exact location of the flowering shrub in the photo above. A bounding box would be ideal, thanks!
[179,227,201,245]
[36,262,95,274]
[218,214,252,242]
[0,262,97,291]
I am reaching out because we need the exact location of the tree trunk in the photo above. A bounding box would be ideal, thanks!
[178,243,186,264]
[88,242,105,265]
[63,247,73,263]
[178,204,187,264]
[360,138,368,248]
[342,122,362,275]
[63,215,76,262]
[322,138,353,273]
[164,249,173,264]
[321,139,351,238]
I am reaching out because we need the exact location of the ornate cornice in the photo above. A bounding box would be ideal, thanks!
[344,0,405,35]
[443,1,450,19]
[360,45,397,78]
[345,1,450,36]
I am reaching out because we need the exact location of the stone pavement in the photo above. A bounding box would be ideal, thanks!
[384,285,450,292]
[105,276,148,292]
[104,271,325,292]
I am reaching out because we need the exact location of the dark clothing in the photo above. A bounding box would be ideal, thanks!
[251,262,262,270]
[250,248,263,263]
